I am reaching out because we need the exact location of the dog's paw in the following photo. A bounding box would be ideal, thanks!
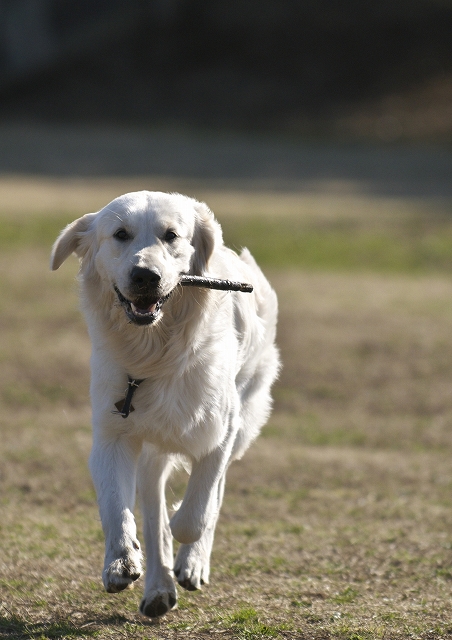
[174,543,210,591]
[140,589,177,618]
[103,550,142,593]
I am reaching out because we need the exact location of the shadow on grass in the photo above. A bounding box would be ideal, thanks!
[0,612,149,639]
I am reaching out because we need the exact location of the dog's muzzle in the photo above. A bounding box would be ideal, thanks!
[114,285,170,326]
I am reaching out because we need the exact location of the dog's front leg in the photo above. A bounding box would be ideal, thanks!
[89,432,143,593]
[170,416,237,545]
[174,472,226,590]
[137,446,177,618]
[169,452,223,545]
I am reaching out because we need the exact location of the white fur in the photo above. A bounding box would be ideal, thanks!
[51,191,279,618]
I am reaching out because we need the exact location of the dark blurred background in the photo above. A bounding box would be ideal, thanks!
[1,0,451,143]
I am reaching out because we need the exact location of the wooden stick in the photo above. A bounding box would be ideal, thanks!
[180,275,253,293]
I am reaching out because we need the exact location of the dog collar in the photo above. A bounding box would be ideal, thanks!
[112,376,145,418]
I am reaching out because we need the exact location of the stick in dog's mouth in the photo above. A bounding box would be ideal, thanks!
[180,275,253,293]
[114,277,252,326]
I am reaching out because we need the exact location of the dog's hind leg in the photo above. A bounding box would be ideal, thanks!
[174,472,226,591]
[137,446,177,618]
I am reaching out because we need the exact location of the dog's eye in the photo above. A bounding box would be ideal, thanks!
[114,229,130,241]
[164,230,177,242]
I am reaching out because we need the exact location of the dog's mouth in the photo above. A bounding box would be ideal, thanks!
[114,285,170,326]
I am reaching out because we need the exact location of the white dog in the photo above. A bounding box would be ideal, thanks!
[51,191,279,618]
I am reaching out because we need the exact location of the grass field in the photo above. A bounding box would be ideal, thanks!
[2,177,452,639]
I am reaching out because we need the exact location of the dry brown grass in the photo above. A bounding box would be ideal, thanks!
[0,174,445,224]
[2,189,452,638]
[272,270,452,450]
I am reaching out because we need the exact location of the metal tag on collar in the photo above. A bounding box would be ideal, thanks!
[112,377,145,418]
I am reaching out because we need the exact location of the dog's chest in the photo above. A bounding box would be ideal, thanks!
[99,305,241,455]
[128,357,234,456]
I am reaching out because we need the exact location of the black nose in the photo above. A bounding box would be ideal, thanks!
[130,266,161,288]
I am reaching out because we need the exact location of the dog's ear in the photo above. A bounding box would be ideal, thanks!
[50,212,97,270]
[191,201,222,275]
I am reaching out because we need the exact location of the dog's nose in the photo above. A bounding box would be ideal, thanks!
[130,266,161,288]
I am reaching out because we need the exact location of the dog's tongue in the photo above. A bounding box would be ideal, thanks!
[131,301,157,315]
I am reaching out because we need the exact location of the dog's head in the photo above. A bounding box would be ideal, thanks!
[51,191,221,326]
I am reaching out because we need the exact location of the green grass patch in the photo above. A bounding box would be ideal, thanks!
[225,607,288,639]
[330,587,360,604]
[0,216,68,249]
[222,216,452,273]
[4,206,452,274]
